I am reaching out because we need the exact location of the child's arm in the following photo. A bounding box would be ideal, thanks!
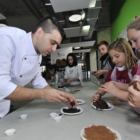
[101,82,129,101]
[93,70,109,77]
[92,70,112,102]
[92,87,106,102]
[111,81,129,91]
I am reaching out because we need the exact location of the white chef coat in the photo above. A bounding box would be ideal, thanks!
[0,27,48,118]
[64,65,83,86]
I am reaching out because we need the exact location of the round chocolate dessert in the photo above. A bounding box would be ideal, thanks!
[84,125,117,140]
[63,108,80,113]
[93,99,109,110]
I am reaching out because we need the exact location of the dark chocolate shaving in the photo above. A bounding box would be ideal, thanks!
[63,108,80,113]
[93,99,109,110]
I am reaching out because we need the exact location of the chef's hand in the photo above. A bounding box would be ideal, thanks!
[42,88,77,107]
[128,82,140,108]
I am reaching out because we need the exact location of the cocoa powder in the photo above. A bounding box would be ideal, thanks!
[84,125,117,140]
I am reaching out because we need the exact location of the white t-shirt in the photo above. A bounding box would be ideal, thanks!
[0,27,48,118]
[64,65,83,86]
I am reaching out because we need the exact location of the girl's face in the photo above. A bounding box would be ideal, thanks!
[127,29,140,51]
[68,56,74,65]
[98,45,108,55]
[109,49,126,67]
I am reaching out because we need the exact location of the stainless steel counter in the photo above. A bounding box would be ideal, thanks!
[0,82,140,140]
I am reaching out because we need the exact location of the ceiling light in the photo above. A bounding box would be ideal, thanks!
[74,47,81,49]
[81,10,86,20]
[82,25,90,31]
[69,14,81,22]
[45,3,52,6]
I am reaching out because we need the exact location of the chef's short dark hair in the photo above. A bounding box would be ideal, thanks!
[32,16,64,39]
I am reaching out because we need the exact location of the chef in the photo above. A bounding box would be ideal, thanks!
[0,17,76,118]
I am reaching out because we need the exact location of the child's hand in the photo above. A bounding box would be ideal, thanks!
[98,85,106,93]
[91,71,97,75]
[66,79,73,83]
[94,70,103,77]
[128,82,140,108]
[92,93,101,102]
[100,82,119,94]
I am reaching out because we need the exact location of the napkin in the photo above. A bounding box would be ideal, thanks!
[50,112,63,122]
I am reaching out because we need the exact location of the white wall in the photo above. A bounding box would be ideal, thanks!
[90,47,97,80]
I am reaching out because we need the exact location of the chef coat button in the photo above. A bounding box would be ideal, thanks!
[24,58,27,60]
[20,75,22,77]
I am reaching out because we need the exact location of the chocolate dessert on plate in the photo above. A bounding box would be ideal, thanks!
[93,99,110,110]
[63,108,80,113]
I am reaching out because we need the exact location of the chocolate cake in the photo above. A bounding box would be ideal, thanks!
[93,99,109,110]
[63,108,80,113]
[84,125,117,140]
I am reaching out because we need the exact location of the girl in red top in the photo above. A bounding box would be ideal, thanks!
[93,38,138,102]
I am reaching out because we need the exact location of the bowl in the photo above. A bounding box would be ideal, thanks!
[5,129,16,136]
[20,114,27,119]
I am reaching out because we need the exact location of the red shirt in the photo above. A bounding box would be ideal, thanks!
[105,65,138,84]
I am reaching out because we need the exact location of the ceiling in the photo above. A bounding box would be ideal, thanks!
[0,0,111,48]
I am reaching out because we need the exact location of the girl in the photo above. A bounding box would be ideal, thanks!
[64,53,83,86]
[127,16,140,108]
[93,38,138,102]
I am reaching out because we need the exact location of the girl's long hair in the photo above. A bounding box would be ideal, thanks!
[66,53,77,67]
[108,38,138,70]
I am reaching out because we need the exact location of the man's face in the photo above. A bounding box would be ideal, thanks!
[35,28,62,56]
[98,44,108,55]
[127,29,140,51]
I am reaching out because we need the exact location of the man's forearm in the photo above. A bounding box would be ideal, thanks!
[43,85,52,89]
[6,86,42,101]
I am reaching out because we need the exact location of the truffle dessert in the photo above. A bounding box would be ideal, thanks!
[63,108,80,113]
[93,99,109,110]
[84,125,117,140]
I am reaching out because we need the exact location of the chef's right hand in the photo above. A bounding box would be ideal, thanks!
[41,88,77,107]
